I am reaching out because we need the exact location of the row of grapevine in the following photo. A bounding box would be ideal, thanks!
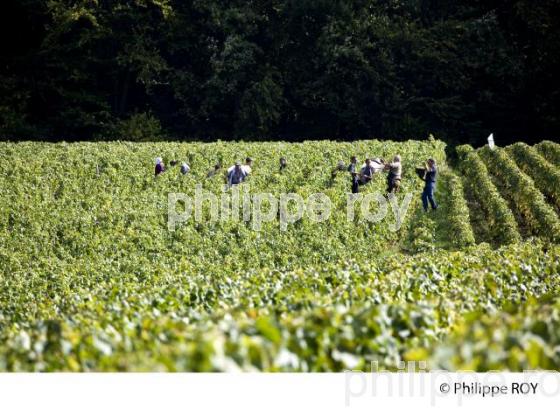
[456,145,521,245]
[508,142,560,210]
[439,171,476,248]
[535,140,560,166]
[479,146,560,241]
[432,296,560,371]
[404,203,437,253]
[2,239,559,371]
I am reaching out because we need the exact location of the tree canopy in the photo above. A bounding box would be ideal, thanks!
[1,0,559,146]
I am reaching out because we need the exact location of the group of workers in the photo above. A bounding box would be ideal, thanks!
[155,157,190,176]
[154,154,438,212]
[344,155,402,195]
[155,156,256,187]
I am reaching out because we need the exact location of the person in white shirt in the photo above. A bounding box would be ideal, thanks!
[154,157,165,176]
[180,162,190,175]
[370,157,385,172]
[227,157,253,175]
[227,161,248,187]
[244,157,253,174]
[386,155,402,194]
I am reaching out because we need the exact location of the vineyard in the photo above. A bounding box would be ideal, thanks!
[0,139,559,371]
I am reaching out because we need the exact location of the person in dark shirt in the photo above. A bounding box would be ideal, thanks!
[180,162,190,175]
[331,160,346,179]
[207,163,221,178]
[227,161,248,187]
[348,156,359,193]
[359,158,376,185]
[385,155,402,194]
[347,156,358,173]
[422,158,438,211]
[279,157,288,171]
[155,157,165,176]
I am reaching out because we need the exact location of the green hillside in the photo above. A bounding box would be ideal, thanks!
[1,139,559,371]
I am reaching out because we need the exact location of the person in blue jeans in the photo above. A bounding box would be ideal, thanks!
[422,158,438,211]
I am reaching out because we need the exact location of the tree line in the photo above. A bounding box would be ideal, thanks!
[1,0,559,146]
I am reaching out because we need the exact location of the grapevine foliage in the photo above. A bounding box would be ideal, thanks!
[1,139,559,371]
[479,146,560,241]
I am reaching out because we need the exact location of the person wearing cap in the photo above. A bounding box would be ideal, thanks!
[386,155,402,194]
[155,157,165,176]
[180,162,190,175]
[422,158,438,211]
[228,157,253,175]
[227,161,248,187]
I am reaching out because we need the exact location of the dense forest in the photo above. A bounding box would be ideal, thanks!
[1,0,559,145]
